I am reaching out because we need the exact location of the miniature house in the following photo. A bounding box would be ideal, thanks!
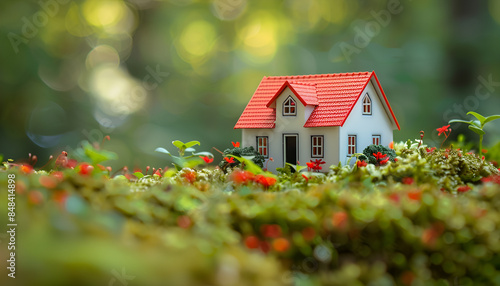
[234,71,400,173]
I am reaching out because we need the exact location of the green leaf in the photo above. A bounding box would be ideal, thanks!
[467,111,486,125]
[184,141,201,148]
[448,119,473,125]
[483,115,500,125]
[82,141,118,164]
[183,158,205,168]
[286,162,306,172]
[0,154,3,163]
[172,140,185,150]
[468,125,485,135]
[192,151,213,157]
[471,120,481,128]
[155,147,171,155]
[185,147,196,153]
[133,172,144,179]
[228,155,263,174]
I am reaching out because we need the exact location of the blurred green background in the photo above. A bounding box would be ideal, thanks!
[1,0,500,169]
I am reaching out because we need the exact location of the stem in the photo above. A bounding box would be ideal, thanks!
[479,134,483,157]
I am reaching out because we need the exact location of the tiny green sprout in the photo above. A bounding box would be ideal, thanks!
[155,140,213,170]
[449,111,500,157]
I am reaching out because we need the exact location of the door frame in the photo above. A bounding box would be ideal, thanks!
[282,133,299,167]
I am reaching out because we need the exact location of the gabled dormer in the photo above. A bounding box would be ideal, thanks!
[266,81,318,124]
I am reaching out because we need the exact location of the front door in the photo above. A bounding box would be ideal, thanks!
[283,134,298,167]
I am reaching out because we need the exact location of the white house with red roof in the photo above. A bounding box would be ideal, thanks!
[234,71,400,173]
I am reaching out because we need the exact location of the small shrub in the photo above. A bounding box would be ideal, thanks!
[218,146,265,170]
[362,144,397,165]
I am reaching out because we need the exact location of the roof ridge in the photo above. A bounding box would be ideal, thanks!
[288,81,317,86]
[265,72,372,79]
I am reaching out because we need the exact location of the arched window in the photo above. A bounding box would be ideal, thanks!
[362,94,371,115]
[283,96,296,116]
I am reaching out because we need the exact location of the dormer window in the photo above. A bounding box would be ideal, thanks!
[283,96,297,116]
[362,94,371,115]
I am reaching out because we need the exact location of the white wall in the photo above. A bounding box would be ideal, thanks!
[339,79,396,164]
[242,87,339,173]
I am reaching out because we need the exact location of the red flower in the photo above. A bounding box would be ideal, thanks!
[231,170,255,184]
[272,238,290,252]
[332,211,348,229]
[224,157,235,164]
[245,236,260,249]
[373,152,387,160]
[183,170,196,183]
[421,222,445,247]
[402,177,414,185]
[200,156,213,164]
[482,174,500,184]
[261,224,282,238]
[20,164,33,174]
[302,174,309,181]
[28,191,44,205]
[379,157,390,165]
[407,190,422,201]
[39,175,58,189]
[254,175,276,187]
[389,141,394,149]
[177,215,192,228]
[301,227,316,241]
[426,147,436,154]
[306,162,314,171]
[232,141,240,148]
[457,185,471,193]
[357,160,367,167]
[436,125,450,136]
[78,163,94,176]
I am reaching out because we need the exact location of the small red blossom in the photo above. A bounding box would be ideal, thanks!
[177,215,192,228]
[272,237,290,252]
[260,241,271,254]
[52,190,68,209]
[306,162,315,171]
[482,174,500,184]
[245,236,260,249]
[402,177,414,185]
[78,163,94,176]
[28,191,44,205]
[421,222,445,248]
[389,193,400,203]
[231,170,255,184]
[482,149,488,154]
[389,141,394,149]
[20,164,33,174]
[379,157,390,165]
[332,211,348,230]
[39,176,58,189]
[232,141,240,148]
[301,227,316,241]
[254,175,276,188]
[261,224,282,238]
[426,147,437,154]
[224,157,235,164]
[407,190,422,201]
[302,174,309,181]
[457,185,471,193]
[200,156,214,164]
[51,171,64,181]
[183,170,196,184]
[373,152,387,161]
[436,125,450,136]
[356,160,367,167]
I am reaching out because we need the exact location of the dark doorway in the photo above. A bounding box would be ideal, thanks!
[284,134,298,166]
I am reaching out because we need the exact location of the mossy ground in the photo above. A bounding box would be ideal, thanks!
[1,141,500,286]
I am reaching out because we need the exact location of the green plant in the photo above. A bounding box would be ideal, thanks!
[218,146,265,170]
[449,111,500,157]
[362,144,397,165]
[155,140,213,170]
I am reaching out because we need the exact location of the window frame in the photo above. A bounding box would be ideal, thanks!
[362,93,372,115]
[347,135,357,156]
[283,96,297,116]
[372,135,381,145]
[256,136,269,158]
[311,135,324,158]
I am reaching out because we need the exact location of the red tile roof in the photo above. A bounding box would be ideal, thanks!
[266,81,318,107]
[234,71,400,130]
